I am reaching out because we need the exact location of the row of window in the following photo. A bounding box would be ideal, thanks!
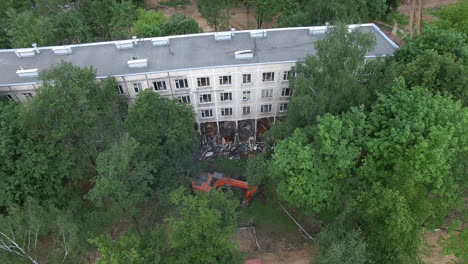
[200,103,288,118]
[177,88,292,105]
[116,71,292,94]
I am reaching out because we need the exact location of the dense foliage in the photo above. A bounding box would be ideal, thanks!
[1,0,202,48]
[272,80,467,262]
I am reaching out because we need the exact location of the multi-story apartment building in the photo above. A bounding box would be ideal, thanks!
[0,24,398,142]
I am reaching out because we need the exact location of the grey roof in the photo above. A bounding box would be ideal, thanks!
[0,24,398,86]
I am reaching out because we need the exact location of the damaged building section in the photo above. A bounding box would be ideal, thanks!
[256,117,274,142]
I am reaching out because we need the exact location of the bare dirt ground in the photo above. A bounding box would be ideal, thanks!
[235,226,315,264]
[421,230,459,264]
[145,0,271,32]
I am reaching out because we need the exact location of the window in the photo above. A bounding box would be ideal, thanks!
[197,77,210,87]
[261,89,273,98]
[178,95,191,104]
[201,109,213,118]
[220,92,232,101]
[6,95,13,100]
[23,93,33,100]
[279,103,288,112]
[221,108,233,116]
[133,83,142,93]
[283,71,291,81]
[153,80,167,91]
[116,85,124,94]
[242,74,252,84]
[199,94,212,103]
[243,106,251,115]
[219,75,232,85]
[281,87,292,97]
[175,79,188,89]
[261,104,272,113]
[242,91,251,101]
[262,72,275,82]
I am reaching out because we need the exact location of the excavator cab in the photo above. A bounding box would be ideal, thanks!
[191,172,258,206]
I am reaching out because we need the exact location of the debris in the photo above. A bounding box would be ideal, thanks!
[205,152,214,157]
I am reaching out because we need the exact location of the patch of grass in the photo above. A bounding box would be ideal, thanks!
[199,158,247,179]
[159,0,188,7]
[239,199,298,236]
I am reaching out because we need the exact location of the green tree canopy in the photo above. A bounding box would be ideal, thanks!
[393,27,468,65]
[125,90,197,190]
[165,188,242,264]
[271,79,467,263]
[133,9,167,37]
[270,23,376,139]
[433,0,468,37]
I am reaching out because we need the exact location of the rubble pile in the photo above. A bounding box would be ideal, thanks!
[199,141,265,160]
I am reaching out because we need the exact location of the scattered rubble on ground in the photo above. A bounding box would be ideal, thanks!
[199,139,265,160]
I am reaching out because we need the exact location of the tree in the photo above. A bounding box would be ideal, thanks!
[271,79,467,263]
[133,9,167,38]
[21,63,127,180]
[244,0,282,28]
[125,90,197,190]
[163,14,202,35]
[0,63,127,206]
[90,231,163,264]
[164,188,242,264]
[88,137,152,232]
[433,0,468,37]
[366,0,387,20]
[197,0,234,31]
[397,50,467,104]
[0,198,80,264]
[393,27,468,65]
[315,226,371,264]
[50,9,93,45]
[6,10,54,48]
[109,0,139,40]
[283,23,376,131]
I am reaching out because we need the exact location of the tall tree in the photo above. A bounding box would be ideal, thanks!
[268,23,376,141]
[244,0,282,28]
[133,9,167,38]
[6,10,54,48]
[0,63,127,207]
[88,137,152,232]
[271,79,467,263]
[197,0,234,31]
[165,188,242,264]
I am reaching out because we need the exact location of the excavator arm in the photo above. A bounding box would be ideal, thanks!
[213,177,258,205]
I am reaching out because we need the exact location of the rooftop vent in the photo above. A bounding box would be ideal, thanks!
[127,58,148,69]
[115,40,134,49]
[250,30,267,39]
[152,37,170,46]
[309,27,327,35]
[52,46,72,55]
[16,67,39,78]
[215,32,232,41]
[235,50,253,59]
[15,49,36,58]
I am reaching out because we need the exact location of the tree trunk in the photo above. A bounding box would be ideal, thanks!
[417,0,423,35]
[409,0,416,37]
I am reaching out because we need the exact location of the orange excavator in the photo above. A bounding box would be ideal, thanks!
[192,172,258,206]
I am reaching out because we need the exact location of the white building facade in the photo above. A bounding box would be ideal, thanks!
[0,24,398,141]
